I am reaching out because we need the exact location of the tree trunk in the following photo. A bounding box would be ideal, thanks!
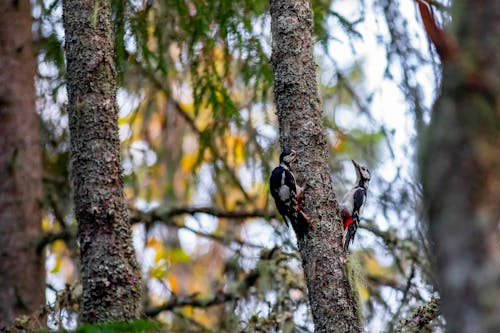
[0,0,45,328]
[62,0,142,322]
[269,0,362,332]
[420,1,500,332]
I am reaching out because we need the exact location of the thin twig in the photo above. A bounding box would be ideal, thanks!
[130,206,276,222]
[145,291,237,317]
[130,207,269,248]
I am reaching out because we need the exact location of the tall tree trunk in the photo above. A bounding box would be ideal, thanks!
[420,1,500,332]
[0,0,45,328]
[62,0,142,322]
[269,0,362,332]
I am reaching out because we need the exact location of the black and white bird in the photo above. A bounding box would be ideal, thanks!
[340,160,371,251]
[269,148,307,232]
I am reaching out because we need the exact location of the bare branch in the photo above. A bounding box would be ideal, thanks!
[36,230,74,254]
[130,207,271,248]
[145,291,237,317]
[38,206,277,251]
[130,206,276,223]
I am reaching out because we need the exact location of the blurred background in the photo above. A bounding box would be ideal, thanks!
[33,0,445,331]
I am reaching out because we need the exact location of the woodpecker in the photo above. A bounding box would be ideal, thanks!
[269,148,307,232]
[340,160,371,251]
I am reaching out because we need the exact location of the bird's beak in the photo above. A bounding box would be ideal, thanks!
[351,159,360,169]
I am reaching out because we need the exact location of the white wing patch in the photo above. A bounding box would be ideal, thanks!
[279,172,290,201]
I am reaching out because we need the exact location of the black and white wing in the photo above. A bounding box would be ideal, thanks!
[270,166,298,224]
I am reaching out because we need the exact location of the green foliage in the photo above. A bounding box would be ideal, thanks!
[43,34,66,71]
[330,10,363,40]
[112,0,127,83]
[340,129,385,163]
[312,0,332,46]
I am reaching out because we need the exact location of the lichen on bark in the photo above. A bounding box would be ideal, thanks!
[269,0,362,332]
[62,0,142,322]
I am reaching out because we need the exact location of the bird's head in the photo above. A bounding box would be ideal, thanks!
[352,160,371,187]
[280,148,297,167]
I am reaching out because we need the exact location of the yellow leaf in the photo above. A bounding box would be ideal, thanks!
[51,240,67,255]
[50,257,62,274]
[333,139,345,152]
[42,215,53,232]
[364,254,394,279]
[215,91,224,103]
[211,47,224,61]
[233,136,245,165]
[150,259,169,279]
[221,133,246,167]
[178,102,194,116]
[180,152,199,172]
[168,248,190,263]
[155,247,168,262]
[194,106,212,130]
[146,237,162,248]
[167,274,179,294]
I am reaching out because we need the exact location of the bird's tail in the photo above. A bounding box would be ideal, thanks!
[291,210,310,239]
[343,217,358,252]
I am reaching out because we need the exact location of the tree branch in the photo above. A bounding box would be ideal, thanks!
[144,246,282,318]
[130,206,276,223]
[144,291,237,317]
[36,230,74,254]
[130,207,270,248]
[395,297,440,333]
[38,206,277,251]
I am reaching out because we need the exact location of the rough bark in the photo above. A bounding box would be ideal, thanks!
[269,0,362,332]
[62,0,142,322]
[0,0,45,328]
[395,297,440,333]
[420,1,500,332]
